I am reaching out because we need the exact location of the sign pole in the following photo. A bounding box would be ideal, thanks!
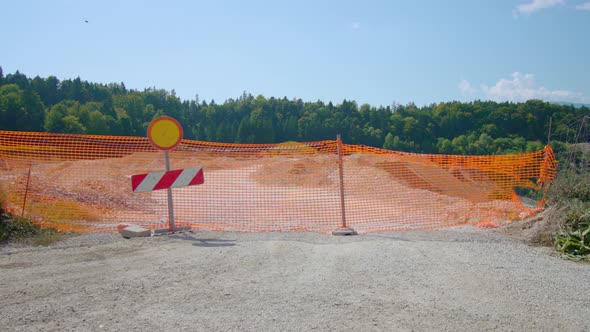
[164,150,175,230]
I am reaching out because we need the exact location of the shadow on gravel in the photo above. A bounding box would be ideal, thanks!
[362,229,504,243]
[170,234,237,247]
[362,234,414,242]
[192,239,236,247]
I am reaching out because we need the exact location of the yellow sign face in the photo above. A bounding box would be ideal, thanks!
[147,116,183,150]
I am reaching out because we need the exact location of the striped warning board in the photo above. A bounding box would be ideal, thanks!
[132,167,204,193]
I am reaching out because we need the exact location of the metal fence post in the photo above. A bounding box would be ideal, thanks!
[21,162,32,217]
[332,134,357,236]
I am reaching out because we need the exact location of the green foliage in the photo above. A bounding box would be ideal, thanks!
[548,170,590,261]
[1,69,589,159]
[44,103,68,132]
[0,210,38,242]
[0,201,64,245]
[547,170,590,203]
[0,84,45,132]
[554,211,590,261]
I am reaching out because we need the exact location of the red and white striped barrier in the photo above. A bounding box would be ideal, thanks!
[131,167,204,193]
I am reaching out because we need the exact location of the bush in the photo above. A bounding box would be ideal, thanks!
[0,214,38,242]
[0,202,64,245]
[1,204,32,241]
[547,170,590,204]
[547,170,590,261]
[554,210,590,261]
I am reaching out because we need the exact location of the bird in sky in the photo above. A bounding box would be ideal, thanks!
[85,20,89,23]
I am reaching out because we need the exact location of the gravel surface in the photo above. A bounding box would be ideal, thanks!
[1,227,589,331]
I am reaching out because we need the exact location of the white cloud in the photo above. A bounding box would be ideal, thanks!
[458,79,476,96]
[576,2,590,10]
[480,72,586,102]
[514,0,564,15]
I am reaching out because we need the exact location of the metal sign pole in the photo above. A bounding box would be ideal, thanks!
[164,150,175,230]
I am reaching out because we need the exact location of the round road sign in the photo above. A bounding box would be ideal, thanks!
[147,116,183,150]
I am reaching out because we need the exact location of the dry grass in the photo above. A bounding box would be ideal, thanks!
[30,200,99,222]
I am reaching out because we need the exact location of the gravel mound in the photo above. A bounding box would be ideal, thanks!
[500,205,567,245]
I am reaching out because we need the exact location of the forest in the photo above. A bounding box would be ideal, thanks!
[0,67,588,156]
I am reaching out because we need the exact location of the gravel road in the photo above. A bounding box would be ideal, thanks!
[1,227,589,331]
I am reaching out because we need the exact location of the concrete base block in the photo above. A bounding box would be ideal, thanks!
[121,225,151,238]
[332,228,358,236]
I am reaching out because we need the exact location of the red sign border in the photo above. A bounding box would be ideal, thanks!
[147,116,184,151]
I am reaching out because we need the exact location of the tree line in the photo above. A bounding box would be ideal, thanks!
[0,67,588,156]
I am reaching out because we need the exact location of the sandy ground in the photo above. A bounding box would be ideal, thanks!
[1,227,589,332]
[3,152,533,233]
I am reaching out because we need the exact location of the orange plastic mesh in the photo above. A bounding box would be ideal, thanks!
[0,130,557,233]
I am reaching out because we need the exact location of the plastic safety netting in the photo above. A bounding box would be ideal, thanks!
[0,130,557,233]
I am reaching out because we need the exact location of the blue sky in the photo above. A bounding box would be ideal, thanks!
[2,0,589,106]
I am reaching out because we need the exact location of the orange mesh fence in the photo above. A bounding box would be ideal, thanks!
[0,130,557,233]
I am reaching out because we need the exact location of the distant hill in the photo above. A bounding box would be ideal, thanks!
[550,101,590,108]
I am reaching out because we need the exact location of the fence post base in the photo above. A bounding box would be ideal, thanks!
[332,228,358,236]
